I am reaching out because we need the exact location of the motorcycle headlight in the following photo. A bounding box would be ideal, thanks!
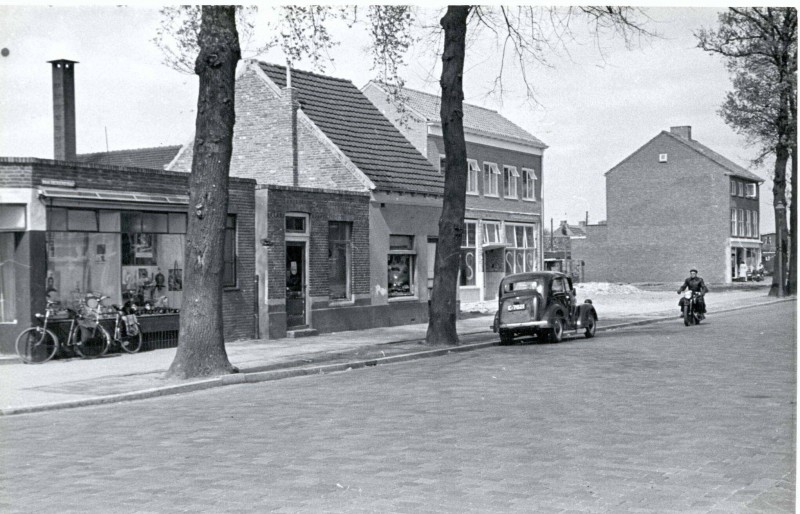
[684,291,693,299]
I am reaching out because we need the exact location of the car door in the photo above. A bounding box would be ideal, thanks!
[551,277,572,320]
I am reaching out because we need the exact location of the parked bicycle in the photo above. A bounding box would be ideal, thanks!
[15,300,111,364]
[86,293,142,354]
[109,301,142,353]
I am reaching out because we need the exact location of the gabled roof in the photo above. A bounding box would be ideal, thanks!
[366,82,547,149]
[606,131,763,183]
[663,131,763,183]
[259,63,443,196]
[76,145,182,170]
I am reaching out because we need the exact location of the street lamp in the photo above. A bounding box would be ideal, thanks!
[774,200,786,298]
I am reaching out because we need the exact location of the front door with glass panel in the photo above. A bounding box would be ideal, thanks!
[286,242,306,328]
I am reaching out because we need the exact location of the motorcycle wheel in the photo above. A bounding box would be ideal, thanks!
[683,306,694,326]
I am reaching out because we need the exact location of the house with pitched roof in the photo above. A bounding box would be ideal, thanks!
[362,82,548,302]
[571,126,764,284]
[168,60,445,338]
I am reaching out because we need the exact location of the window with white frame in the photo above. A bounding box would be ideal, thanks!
[503,166,519,198]
[745,210,752,237]
[738,208,745,235]
[467,159,480,195]
[522,168,537,200]
[483,162,500,197]
[460,221,477,286]
[388,235,415,298]
[745,183,757,198]
[753,211,759,237]
[738,182,744,197]
[731,180,737,196]
[504,223,537,274]
[482,221,502,244]
[731,208,737,236]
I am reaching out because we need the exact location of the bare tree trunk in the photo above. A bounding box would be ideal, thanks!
[769,143,789,297]
[425,6,470,346]
[168,6,241,378]
[788,142,797,295]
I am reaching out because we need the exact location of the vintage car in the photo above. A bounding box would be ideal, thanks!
[492,271,598,344]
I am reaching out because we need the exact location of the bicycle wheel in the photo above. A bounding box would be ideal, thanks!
[72,323,110,358]
[15,327,58,364]
[118,325,143,354]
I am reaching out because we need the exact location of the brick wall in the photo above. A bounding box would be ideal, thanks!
[573,132,735,283]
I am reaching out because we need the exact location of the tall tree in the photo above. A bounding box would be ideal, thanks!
[167,6,241,379]
[697,8,797,297]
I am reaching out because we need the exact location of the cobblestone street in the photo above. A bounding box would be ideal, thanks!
[1,302,794,513]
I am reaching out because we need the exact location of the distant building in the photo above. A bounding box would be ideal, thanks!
[572,126,763,283]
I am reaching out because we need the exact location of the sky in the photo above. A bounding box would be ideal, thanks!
[0,5,780,232]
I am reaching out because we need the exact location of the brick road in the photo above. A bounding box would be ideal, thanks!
[0,302,794,513]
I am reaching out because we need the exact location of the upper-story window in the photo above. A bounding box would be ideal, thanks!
[738,181,744,197]
[467,159,480,195]
[483,162,500,197]
[745,183,757,199]
[522,168,537,200]
[503,165,519,199]
[731,180,737,196]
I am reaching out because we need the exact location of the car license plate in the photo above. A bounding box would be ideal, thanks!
[507,303,526,311]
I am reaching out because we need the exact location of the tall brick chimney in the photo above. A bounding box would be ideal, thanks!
[49,59,78,161]
[670,125,692,140]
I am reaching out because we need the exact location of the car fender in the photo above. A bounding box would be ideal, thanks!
[576,302,598,325]
[544,303,567,325]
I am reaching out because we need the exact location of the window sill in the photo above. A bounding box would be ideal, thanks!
[388,295,419,303]
[485,194,500,199]
[522,197,538,202]
[466,191,479,196]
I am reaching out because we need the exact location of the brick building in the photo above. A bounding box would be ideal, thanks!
[0,60,257,354]
[362,82,547,301]
[572,126,763,284]
[168,61,444,338]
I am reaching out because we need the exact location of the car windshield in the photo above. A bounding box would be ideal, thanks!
[503,280,539,293]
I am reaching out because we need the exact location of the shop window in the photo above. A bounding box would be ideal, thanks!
[99,211,120,232]
[48,208,68,231]
[388,235,415,298]
[483,162,500,197]
[504,223,537,274]
[745,210,752,237]
[522,168,537,200]
[0,233,16,322]
[753,211,759,238]
[467,159,480,195]
[503,166,519,198]
[460,221,476,286]
[68,210,98,231]
[168,213,187,234]
[142,213,168,233]
[328,221,351,300]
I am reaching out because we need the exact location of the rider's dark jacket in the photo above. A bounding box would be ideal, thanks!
[678,276,708,295]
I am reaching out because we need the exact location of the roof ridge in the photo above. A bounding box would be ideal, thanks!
[257,61,355,86]
[395,84,502,115]
[664,131,762,182]
[77,144,182,157]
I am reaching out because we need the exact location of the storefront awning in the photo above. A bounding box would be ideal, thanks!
[39,187,189,210]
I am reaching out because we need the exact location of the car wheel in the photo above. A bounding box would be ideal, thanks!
[548,317,563,344]
[584,315,596,339]
[499,330,514,346]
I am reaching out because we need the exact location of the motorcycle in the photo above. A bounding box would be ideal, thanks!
[681,290,703,326]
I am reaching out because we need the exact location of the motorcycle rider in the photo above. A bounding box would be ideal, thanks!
[677,268,708,319]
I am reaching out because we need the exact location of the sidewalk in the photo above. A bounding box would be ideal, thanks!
[0,288,791,416]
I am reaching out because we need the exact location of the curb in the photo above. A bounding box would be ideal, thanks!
[1,298,792,416]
